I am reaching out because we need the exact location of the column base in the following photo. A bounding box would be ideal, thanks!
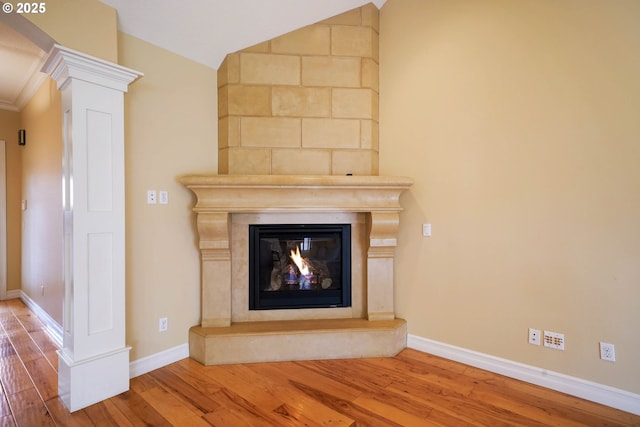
[58,346,131,412]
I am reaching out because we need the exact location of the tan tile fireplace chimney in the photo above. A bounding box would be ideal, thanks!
[218,3,380,176]
[181,4,413,365]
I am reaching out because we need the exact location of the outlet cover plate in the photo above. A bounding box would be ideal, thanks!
[528,328,541,345]
[600,342,616,362]
[147,190,157,204]
[543,330,565,350]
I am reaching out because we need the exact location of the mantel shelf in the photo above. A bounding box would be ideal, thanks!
[179,174,414,213]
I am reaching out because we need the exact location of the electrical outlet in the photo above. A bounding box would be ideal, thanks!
[528,328,541,345]
[147,190,157,204]
[159,317,168,332]
[600,342,615,362]
[543,330,565,350]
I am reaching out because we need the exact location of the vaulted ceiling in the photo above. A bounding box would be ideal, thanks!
[0,0,385,112]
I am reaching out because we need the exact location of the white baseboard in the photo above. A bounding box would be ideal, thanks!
[408,334,640,416]
[129,343,189,379]
[18,292,189,380]
[19,291,63,347]
[5,289,21,300]
[22,293,635,415]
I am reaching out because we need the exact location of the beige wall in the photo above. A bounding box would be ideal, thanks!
[118,33,218,359]
[16,0,217,360]
[0,110,22,291]
[380,0,640,393]
[19,78,63,321]
[14,0,116,325]
[24,0,117,62]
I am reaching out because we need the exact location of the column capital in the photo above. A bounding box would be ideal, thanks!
[42,44,143,92]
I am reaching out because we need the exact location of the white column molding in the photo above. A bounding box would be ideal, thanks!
[42,45,142,412]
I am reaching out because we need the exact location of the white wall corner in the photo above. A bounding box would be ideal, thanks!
[407,334,640,416]
[5,289,22,300]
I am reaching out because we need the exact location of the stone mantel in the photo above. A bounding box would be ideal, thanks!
[179,174,414,213]
[180,174,413,365]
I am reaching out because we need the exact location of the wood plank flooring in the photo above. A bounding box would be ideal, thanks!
[1,298,638,426]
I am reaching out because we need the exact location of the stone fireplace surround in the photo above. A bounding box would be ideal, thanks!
[180,4,413,366]
[181,174,412,365]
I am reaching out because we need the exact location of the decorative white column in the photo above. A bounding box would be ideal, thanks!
[42,45,142,412]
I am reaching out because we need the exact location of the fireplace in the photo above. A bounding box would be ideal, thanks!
[180,174,412,365]
[249,224,351,310]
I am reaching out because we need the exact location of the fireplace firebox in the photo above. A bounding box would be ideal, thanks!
[249,224,351,310]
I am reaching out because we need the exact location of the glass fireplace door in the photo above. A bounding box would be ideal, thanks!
[249,224,351,310]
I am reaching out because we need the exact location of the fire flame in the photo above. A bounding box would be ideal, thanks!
[290,245,310,276]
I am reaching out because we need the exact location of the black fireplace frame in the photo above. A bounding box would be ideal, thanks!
[249,224,351,310]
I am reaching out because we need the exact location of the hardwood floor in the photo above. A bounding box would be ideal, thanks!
[1,299,638,426]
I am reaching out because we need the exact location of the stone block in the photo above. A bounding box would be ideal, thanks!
[301,56,360,88]
[218,53,240,87]
[219,117,229,149]
[360,119,379,151]
[271,148,331,175]
[227,85,271,116]
[218,148,229,174]
[361,3,380,32]
[302,118,360,149]
[240,53,300,85]
[332,149,378,176]
[218,85,229,117]
[332,88,377,119]
[241,117,301,148]
[272,87,330,117]
[227,148,271,175]
[271,25,330,55]
[219,116,240,149]
[217,60,227,87]
[331,26,375,58]
[371,27,379,63]
[361,58,379,91]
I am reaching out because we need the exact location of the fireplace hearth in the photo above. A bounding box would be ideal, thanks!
[249,224,351,310]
